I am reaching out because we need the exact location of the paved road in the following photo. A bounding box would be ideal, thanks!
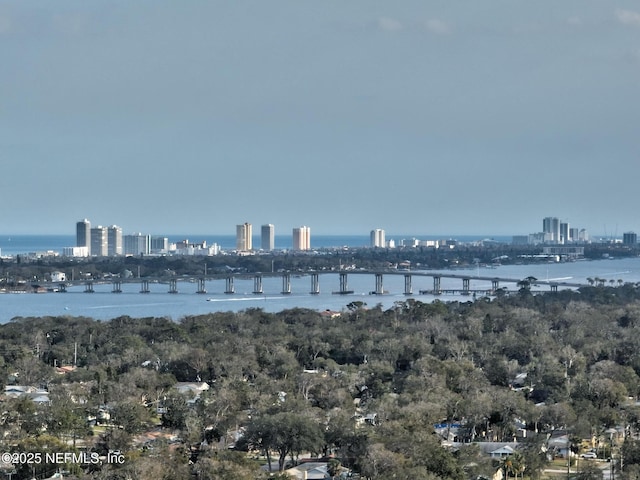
[544,460,612,479]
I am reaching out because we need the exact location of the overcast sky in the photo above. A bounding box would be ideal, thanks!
[1,1,639,237]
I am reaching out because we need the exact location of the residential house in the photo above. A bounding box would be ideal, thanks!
[4,385,50,404]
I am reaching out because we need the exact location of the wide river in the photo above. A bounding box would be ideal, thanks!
[1,257,640,323]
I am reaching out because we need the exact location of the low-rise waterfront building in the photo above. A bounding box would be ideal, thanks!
[50,271,66,282]
[63,246,89,257]
[170,239,219,256]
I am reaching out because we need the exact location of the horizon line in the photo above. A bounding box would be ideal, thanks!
[0,232,518,238]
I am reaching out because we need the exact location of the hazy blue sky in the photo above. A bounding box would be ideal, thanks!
[1,1,639,237]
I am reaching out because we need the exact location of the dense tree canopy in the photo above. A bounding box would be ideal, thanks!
[3,283,640,478]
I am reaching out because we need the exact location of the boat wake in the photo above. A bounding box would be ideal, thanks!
[599,271,631,277]
[87,302,181,309]
[206,296,280,302]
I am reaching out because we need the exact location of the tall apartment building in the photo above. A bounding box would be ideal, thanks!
[543,217,560,243]
[370,229,386,248]
[261,224,275,251]
[107,225,123,256]
[559,222,570,244]
[76,219,91,256]
[236,223,252,251]
[292,226,311,251]
[90,226,108,256]
[151,236,169,254]
[578,229,589,243]
[623,232,638,245]
[124,233,151,256]
[570,228,580,243]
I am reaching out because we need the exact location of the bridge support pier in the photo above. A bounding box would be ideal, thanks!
[225,276,235,294]
[336,272,353,294]
[404,274,412,295]
[253,275,263,294]
[550,284,558,293]
[84,281,94,293]
[58,283,67,293]
[112,280,122,293]
[462,278,470,295]
[168,279,178,294]
[140,279,150,293]
[492,279,500,292]
[310,273,320,294]
[433,276,441,294]
[281,273,291,294]
[373,273,384,294]
[196,278,207,294]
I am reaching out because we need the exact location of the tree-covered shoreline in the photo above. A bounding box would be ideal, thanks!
[2,241,639,288]
[3,285,640,479]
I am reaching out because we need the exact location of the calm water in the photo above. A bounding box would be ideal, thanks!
[2,257,640,323]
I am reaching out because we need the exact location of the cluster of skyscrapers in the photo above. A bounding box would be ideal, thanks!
[235,223,311,252]
[512,217,589,245]
[541,217,584,244]
[70,217,635,259]
[71,219,317,257]
[509,217,638,246]
[72,219,170,257]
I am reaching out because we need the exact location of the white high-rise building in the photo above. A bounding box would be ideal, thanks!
[107,225,123,256]
[292,226,311,251]
[261,224,275,251]
[370,229,386,248]
[236,223,252,251]
[90,226,108,256]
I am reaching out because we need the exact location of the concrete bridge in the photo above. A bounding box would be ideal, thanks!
[55,270,586,296]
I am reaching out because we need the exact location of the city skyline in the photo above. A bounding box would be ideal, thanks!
[70,215,608,249]
[65,215,626,257]
[0,215,636,259]
[2,2,639,236]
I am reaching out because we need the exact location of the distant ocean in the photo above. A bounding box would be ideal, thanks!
[0,234,512,256]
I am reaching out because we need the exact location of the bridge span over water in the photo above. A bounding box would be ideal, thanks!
[55,270,587,297]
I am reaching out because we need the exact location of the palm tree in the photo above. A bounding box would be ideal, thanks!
[511,451,526,480]
[500,451,526,480]
[500,454,515,479]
